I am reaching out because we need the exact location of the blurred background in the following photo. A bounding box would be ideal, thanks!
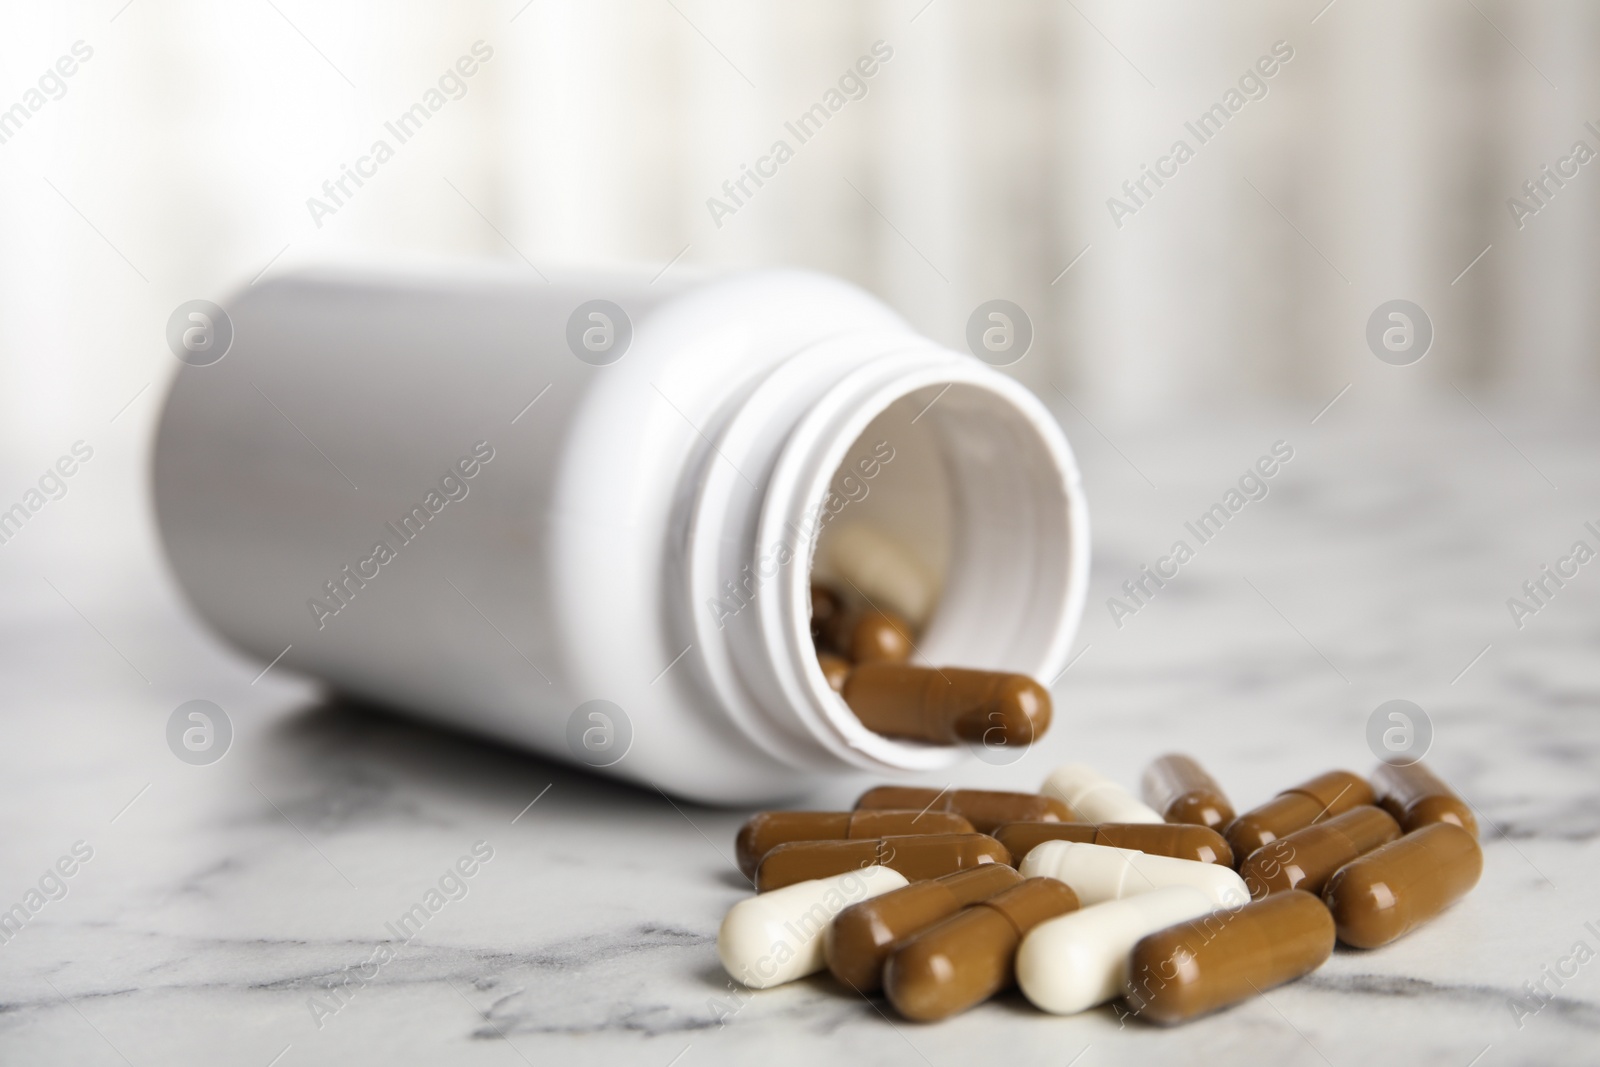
[6,0,1598,459]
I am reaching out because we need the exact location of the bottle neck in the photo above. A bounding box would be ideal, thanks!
[685,331,1089,776]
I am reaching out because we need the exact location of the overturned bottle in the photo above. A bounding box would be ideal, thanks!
[152,265,1091,803]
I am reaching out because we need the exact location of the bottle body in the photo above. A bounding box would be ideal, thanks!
[153,264,1089,803]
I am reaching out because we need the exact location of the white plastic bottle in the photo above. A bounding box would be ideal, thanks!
[153,263,1089,803]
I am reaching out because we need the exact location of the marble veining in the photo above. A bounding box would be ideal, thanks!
[2,409,1598,1065]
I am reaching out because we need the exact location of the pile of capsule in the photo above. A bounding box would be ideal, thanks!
[717,756,1483,1024]
[811,581,1052,749]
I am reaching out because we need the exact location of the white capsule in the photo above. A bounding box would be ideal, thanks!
[1019,839,1248,908]
[717,865,908,989]
[821,524,939,627]
[1017,886,1217,1015]
[1041,763,1164,824]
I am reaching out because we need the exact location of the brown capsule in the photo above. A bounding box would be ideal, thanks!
[992,821,1095,855]
[734,809,976,879]
[1124,889,1334,1024]
[843,664,1052,748]
[818,603,916,664]
[993,821,1234,867]
[1239,806,1400,899]
[1225,770,1375,860]
[847,609,916,665]
[825,864,1023,994]
[754,833,1012,892]
[817,653,852,693]
[856,786,1074,834]
[1371,760,1478,837]
[885,877,1080,1021]
[1322,822,1482,948]
[809,582,843,645]
[1141,754,1236,830]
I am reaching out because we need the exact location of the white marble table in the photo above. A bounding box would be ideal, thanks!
[2,403,1597,1066]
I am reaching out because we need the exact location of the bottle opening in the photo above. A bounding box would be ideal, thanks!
[809,381,1080,676]
[769,360,1089,772]
[687,337,1087,777]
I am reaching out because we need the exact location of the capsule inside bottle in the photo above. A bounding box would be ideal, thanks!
[816,653,851,693]
[845,609,917,665]
[815,595,916,666]
[843,664,1052,748]
[809,582,843,647]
